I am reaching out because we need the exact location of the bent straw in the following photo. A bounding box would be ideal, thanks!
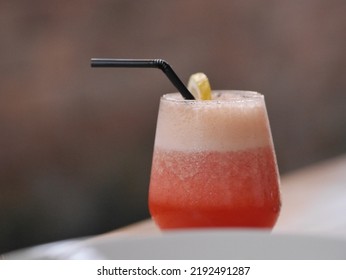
[91,58,195,100]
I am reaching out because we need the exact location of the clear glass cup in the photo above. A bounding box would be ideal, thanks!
[148,91,281,229]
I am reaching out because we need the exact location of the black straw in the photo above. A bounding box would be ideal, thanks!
[91,58,195,100]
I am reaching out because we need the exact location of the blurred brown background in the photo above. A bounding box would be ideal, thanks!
[1,0,346,253]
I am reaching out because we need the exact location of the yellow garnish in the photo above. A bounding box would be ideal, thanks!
[187,72,212,100]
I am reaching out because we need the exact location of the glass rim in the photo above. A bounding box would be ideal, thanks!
[161,90,264,104]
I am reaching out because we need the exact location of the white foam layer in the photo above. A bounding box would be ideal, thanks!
[154,91,273,152]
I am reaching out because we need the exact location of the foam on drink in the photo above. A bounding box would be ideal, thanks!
[154,91,272,152]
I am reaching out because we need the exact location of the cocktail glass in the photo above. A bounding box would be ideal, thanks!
[148,91,281,229]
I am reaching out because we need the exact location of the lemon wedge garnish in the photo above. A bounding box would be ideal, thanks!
[187,72,212,100]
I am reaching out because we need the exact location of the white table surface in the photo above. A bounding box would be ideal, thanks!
[274,154,346,237]
[97,153,346,238]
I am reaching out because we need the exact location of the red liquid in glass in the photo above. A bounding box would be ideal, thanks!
[149,146,280,229]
